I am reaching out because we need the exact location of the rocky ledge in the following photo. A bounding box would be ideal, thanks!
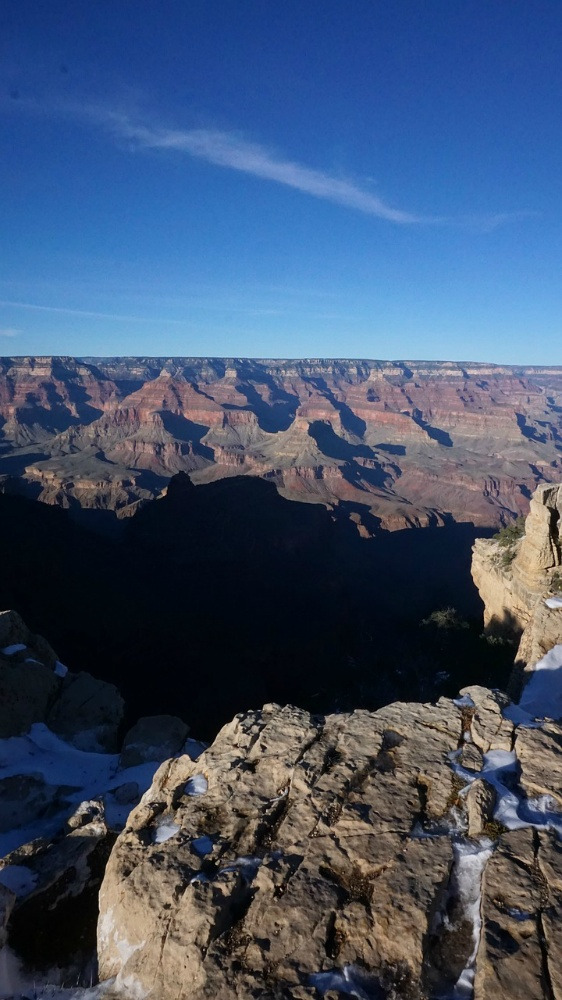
[95,687,561,1000]
[2,476,562,1000]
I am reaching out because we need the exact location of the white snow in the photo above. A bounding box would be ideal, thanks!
[545,596,562,609]
[98,909,143,968]
[449,838,494,998]
[451,748,562,835]
[267,788,289,805]
[191,835,213,856]
[453,694,475,708]
[0,724,162,857]
[309,964,373,999]
[182,738,207,760]
[0,864,38,897]
[184,774,208,796]
[113,974,149,1000]
[189,872,210,885]
[54,660,69,677]
[506,906,533,921]
[0,944,113,1000]
[411,804,467,840]
[503,643,562,723]
[219,855,261,881]
[0,644,26,656]
[153,817,181,844]
[189,854,262,886]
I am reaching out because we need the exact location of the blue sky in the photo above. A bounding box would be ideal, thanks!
[1,0,561,363]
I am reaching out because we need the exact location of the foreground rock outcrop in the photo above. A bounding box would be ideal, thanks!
[96,686,561,1000]
[1,585,561,999]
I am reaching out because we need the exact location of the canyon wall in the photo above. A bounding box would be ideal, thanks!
[472,482,562,670]
[2,357,562,530]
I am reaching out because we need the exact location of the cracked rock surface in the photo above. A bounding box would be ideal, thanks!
[97,699,470,999]
[477,828,562,1000]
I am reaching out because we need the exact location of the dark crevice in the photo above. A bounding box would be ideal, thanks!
[325,909,345,961]
[273,853,304,899]
[421,852,476,997]
[206,884,257,951]
[411,409,453,447]
[254,793,291,851]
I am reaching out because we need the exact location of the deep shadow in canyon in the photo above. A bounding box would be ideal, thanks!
[0,476,516,740]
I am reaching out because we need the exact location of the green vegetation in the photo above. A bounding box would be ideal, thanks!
[482,819,508,840]
[493,516,526,546]
[480,632,514,647]
[421,607,469,630]
[491,515,526,569]
[447,774,468,809]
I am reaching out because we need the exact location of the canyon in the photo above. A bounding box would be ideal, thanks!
[2,357,562,531]
[1,482,562,999]
[2,355,562,997]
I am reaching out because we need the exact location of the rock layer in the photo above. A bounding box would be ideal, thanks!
[1,605,561,998]
[2,357,562,530]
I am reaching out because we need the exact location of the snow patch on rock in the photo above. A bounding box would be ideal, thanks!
[184,774,208,796]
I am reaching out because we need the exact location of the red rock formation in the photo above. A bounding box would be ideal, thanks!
[1,356,562,530]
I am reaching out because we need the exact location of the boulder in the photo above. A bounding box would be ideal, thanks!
[46,671,125,752]
[2,799,115,976]
[514,722,562,806]
[0,774,73,835]
[514,484,562,588]
[0,610,62,738]
[460,686,514,754]
[98,700,465,999]
[465,778,496,838]
[0,610,57,668]
[0,884,15,950]
[0,659,59,739]
[120,714,190,769]
[472,483,562,671]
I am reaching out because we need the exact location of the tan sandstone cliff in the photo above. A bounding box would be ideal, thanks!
[472,483,562,670]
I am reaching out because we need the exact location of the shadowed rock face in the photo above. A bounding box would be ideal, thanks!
[0,610,124,750]
[0,479,515,739]
[2,356,562,530]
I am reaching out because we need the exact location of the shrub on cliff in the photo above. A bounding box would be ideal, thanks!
[420,607,469,630]
[493,516,525,547]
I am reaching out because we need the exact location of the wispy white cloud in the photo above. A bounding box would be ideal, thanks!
[9,99,534,229]
[0,327,19,337]
[101,112,425,224]
[0,299,185,325]
[88,109,534,230]
[0,296,288,323]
